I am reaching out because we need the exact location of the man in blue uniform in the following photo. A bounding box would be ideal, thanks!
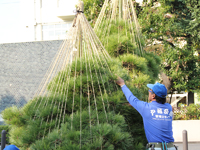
[116,77,177,150]
[4,145,20,150]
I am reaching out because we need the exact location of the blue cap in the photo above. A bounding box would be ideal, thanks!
[147,82,167,98]
[4,145,19,150]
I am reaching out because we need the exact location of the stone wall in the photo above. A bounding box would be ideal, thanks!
[0,40,63,115]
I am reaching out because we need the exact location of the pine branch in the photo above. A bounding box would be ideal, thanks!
[157,37,176,48]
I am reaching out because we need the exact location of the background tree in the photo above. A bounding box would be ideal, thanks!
[139,0,200,103]
[82,0,105,26]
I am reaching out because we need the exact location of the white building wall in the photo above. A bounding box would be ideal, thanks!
[0,0,143,43]
[35,0,41,24]
[194,93,200,104]
[19,0,35,42]
[37,0,78,41]
[1,0,78,43]
[173,120,200,142]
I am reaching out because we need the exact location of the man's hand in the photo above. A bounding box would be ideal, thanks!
[115,76,125,87]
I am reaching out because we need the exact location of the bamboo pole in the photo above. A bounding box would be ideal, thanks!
[77,1,84,58]
[119,0,122,20]
[78,19,82,58]
[77,1,84,13]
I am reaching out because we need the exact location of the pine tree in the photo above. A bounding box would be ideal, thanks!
[1,1,164,149]
[2,57,151,149]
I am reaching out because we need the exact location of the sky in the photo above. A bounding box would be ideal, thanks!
[0,0,21,43]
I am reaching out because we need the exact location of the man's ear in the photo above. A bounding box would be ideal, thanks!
[152,93,156,99]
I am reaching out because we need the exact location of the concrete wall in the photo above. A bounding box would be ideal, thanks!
[173,120,200,142]
[0,40,63,114]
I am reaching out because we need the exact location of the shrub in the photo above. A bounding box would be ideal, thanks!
[96,20,145,57]
[174,103,200,120]
[30,110,134,150]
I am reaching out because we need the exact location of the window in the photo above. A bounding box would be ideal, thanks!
[42,23,72,40]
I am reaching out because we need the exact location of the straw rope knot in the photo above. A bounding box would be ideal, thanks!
[73,10,84,27]
[77,10,84,14]
[73,2,84,27]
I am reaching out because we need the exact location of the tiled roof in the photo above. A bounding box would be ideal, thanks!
[0,40,63,113]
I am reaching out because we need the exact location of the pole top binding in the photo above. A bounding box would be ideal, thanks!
[76,1,84,13]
